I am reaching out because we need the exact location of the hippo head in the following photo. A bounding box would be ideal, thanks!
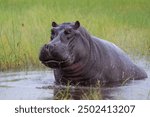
[39,21,90,68]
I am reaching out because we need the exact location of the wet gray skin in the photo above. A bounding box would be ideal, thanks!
[0,59,149,100]
[39,21,147,86]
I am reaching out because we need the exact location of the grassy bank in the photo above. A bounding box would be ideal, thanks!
[0,0,150,70]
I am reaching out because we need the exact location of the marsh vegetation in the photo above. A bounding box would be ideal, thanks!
[0,0,150,70]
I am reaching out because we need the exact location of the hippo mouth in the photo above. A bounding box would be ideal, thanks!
[42,60,60,64]
[41,59,70,68]
[41,60,61,68]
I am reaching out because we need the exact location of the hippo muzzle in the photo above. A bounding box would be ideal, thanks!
[39,44,59,68]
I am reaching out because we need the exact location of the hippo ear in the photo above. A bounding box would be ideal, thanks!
[52,22,58,27]
[73,21,80,30]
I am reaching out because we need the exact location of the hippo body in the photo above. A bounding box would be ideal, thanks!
[39,21,147,86]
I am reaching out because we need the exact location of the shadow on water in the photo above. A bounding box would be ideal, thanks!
[0,58,150,100]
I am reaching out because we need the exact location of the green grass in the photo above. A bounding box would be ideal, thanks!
[0,0,150,70]
[53,85,102,100]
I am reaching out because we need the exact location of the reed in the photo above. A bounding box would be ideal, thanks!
[0,0,149,70]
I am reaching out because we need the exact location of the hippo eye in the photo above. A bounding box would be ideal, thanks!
[51,29,57,40]
[64,28,72,35]
[50,36,53,40]
[51,29,55,35]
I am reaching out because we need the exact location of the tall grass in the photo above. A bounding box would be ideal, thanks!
[53,85,102,100]
[0,0,150,70]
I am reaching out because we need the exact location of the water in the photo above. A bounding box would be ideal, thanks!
[0,71,54,100]
[0,59,150,100]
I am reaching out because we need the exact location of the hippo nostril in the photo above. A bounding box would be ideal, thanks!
[49,44,55,51]
[44,44,54,51]
[44,44,49,49]
[54,44,56,47]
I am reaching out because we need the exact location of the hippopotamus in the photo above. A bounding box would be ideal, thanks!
[39,21,147,86]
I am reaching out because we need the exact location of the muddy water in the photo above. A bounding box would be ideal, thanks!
[0,71,54,100]
[0,59,150,100]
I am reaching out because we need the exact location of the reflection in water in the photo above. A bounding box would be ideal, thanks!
[0,59,150,100]
[0,71,54,100]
